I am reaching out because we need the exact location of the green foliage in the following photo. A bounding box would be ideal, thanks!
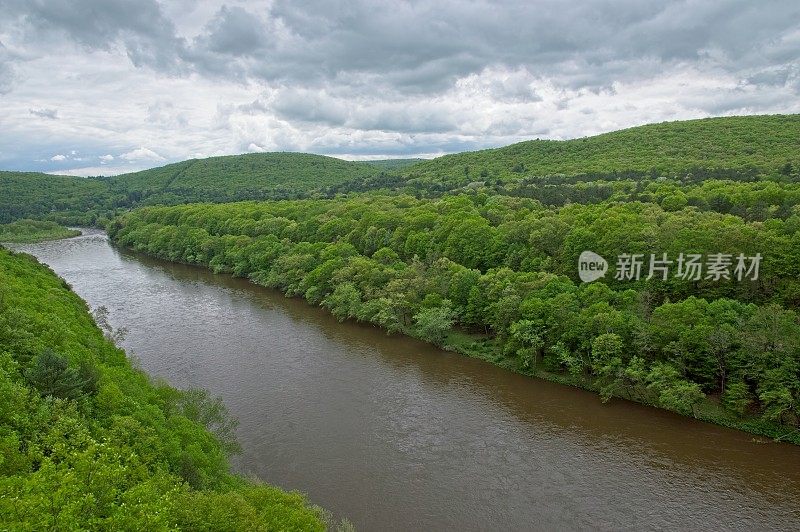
[4,114,800,226]
[170,484,325,531]
[508,320,544,370]
[323,282,363,322]
[0,219,80,242]
[723,381,754,416]
[365,158,424,171]
[400,114,800,189]
[0,153,385,224]
[107,189,800,436]
[170,388,242,457]
[0,248,324,529]
[591,333,625,401]
[413,303,456,345]
[646,363,706,417]
[109,152,381,204]
[0,172,111,224]
[24,349,94,400]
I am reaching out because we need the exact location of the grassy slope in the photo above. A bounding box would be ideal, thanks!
[402,114,800,186]
[0,247,325,529]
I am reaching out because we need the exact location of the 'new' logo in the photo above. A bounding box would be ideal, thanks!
[578,251,608,282]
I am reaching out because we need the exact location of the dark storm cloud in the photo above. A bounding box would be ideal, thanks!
[270,90,348,127]
[233,0,800,91]
[4,0,799,93]
[745,66,800,94]
[268,86,462,133]
[196,6,270,56]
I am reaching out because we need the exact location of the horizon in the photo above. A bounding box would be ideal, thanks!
[5,112,795,178]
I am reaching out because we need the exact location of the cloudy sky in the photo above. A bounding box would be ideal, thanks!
[1,0,799,176]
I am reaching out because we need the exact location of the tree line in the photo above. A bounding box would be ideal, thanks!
[0,219,80,243]
[108,193,800,441]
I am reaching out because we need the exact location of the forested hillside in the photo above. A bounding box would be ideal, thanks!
[107,153,382,205]
[398,115,800,190]
[0,248,325,529]
[365,158,425,171]
[0,172,112,224]
[108,192,800,442]
[2,115,799,225]
[0,153,387,224]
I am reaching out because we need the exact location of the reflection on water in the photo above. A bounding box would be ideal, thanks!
[10,231,800,531]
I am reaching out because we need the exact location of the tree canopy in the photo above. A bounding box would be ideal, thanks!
[108,189,800,441]
[0,247,325,529]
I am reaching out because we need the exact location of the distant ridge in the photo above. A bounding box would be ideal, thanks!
[1,114,798,224]
[400,114,800,188]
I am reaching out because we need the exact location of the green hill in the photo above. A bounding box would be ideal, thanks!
[0,153,383,224]
[365,158,425,171]
[0,171,112,224]
[0,219,81,242]
[108,152,381,205]
[401,114,800,188]
[1,115,798,224]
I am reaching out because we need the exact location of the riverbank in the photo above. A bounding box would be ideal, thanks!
[439,329,800,445]
[0,219,81,243]
[0,246,329,529]
[14,231,800,530]
[109,234,800,447]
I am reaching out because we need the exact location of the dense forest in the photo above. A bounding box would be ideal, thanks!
[4,113,800,445]
[108,190,800,442]
[0,172,113,225]
[105,153,382,205]
[0,153,390,225]
[400,114,800,189]
[0,248,327,529]
[2,115,798,224]
[0,219,80,243]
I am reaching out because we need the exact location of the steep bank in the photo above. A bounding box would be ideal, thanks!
[0,247,326,529]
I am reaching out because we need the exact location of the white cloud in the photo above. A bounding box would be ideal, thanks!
[52,164,153,177]
[50,154,67,161]
[1,0,799,172]
[119,147,164,162]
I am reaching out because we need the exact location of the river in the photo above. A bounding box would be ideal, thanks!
[10,230,800,531]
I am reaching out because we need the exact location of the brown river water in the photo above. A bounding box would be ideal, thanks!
[10,230,800,531]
